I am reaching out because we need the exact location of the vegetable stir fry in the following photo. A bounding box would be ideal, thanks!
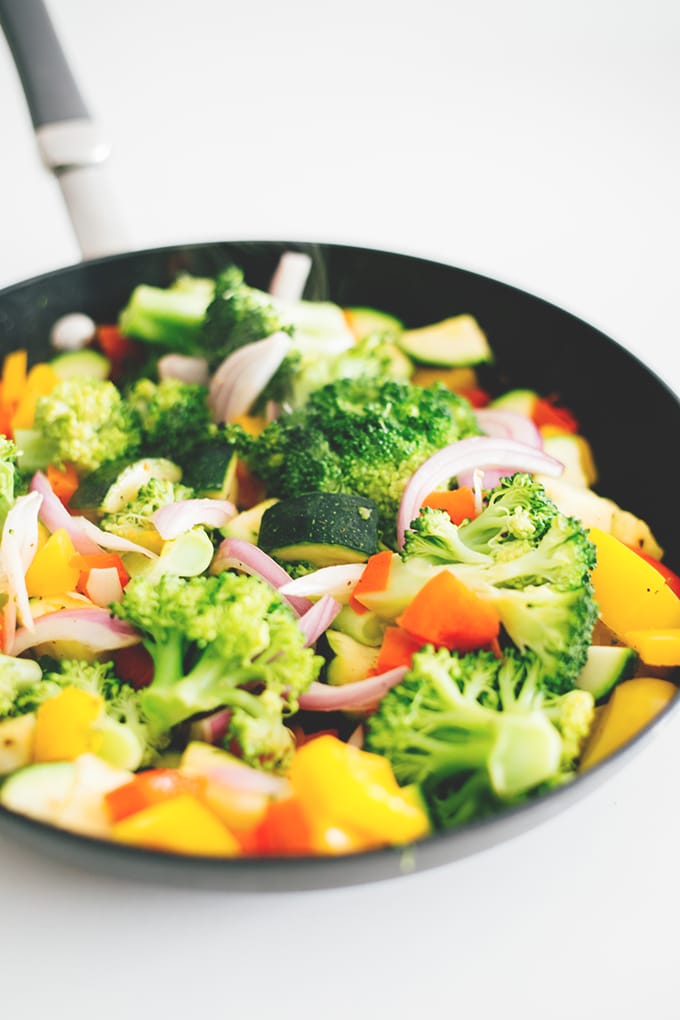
[0,252,677,858]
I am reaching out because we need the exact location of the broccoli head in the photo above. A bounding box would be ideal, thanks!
[112,571,322,771]
[126,377,214,462]
[240,376,479,540]
[0,438,18,525]
[200,266,287,369]
[0,654,46,717]
[401,475,598,691]
[34,378,141,475]
[100,477,195,552]
[364,646,594,831]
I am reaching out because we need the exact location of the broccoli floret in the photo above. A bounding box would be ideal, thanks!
[0,654,46,717]
[118,274,215,353]
[364,646,594,831]
[112,572,322,771]
[268,333,413,411]
[0,438,18,526]
[126,377,214,461]
[200,266,287,369]
[100,477,194,549]
[401,475,597,691]
[33,378,141,475]
[241,377,479,540]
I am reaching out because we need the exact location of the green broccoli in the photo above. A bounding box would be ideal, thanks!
[126,377,215,461]
[364,646,594,831]
[100,477,195,550]
[200,266,288,369]
[0,654,45,717]
[0,438,18,526]
[112,571,322,771]
[401,475,598,690]
[32,378,141,475]
[239,376,479,540]
[118,273,215,352]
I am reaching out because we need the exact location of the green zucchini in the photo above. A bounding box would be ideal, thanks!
[179,438,238,501]
[488,389,537,416]
[576,645,638,702]
[398,315,492,367]
[50,348,111,380]
[258,492,379,567]
[344,307,403,342]
[70,457,182,514]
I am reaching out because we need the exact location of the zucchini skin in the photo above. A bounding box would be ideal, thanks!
[258,492,379,567]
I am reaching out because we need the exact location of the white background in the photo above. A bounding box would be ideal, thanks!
[1,2,679,1017]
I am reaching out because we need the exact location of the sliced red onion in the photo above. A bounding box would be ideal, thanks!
[396,436,564,549]
[11,608,141,657]
[209,332,292,424]
[459,411,544,491]
[205,763,289,797]
[278,563,365,601]
[475,409,543,448]
[29,471,101,555]
[84,566,124,607]
[189,708,231,746]
[298,666,408,712]
[152,498,236,540]
[212,537,312,616]
[158,353,209,385]
[75,517,157,558]
[298,594,342,647]
[268,252,313,301]
[1,491,42,637]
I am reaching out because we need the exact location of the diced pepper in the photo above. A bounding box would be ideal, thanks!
[373,626,424,673]
[580,677,676,770]
[251,795,314,855]
[622,629,680,667]
[25,527,80,598]
[72,552,130,593]
[46,462,80,505]
[236,460,266,509]
[396,569,500,652]
[11,363,60,430]
[289,734,431,847]
[1,349,27,406]
[532,395,578,432]
[350,550,393,614]
[111,645,155,689]
[96,325,140,380]
[105,768,206,822]
[421,486,476,523]
[456,386,491,408]
[111,794,240,856]
[33,687,103,762]
[589,528,680,637]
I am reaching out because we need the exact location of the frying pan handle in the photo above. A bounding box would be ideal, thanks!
[0,0,128,259]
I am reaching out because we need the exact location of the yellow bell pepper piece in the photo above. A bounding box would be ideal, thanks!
[290,734,430,846]
[588,528,680,638]
[622,629,680,667]
[580,677,676,770]
[25,527,80,598]
[1,349,27,405]
[10,363,60,430]
[33,687,104,763]
[111,794,240,856]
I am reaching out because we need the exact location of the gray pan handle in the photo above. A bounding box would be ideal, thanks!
[0,0,128,258]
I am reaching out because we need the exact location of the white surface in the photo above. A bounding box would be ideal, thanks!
[1,1,679,1017]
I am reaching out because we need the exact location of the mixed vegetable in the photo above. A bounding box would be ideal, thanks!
[0,251,677,859]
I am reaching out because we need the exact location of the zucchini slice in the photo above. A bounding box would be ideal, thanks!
[576,645,638,701]
[343,307,403,342]
[70,457,182,514]
[258,492,379,567]
[179,438,238,501]
[50,348,111,381]
[398,315,492,367]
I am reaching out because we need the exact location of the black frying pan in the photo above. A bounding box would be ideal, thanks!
[0,1,677,891]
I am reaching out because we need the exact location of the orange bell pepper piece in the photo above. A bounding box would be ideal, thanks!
[25,528,80,598]
[396,570,500,652]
